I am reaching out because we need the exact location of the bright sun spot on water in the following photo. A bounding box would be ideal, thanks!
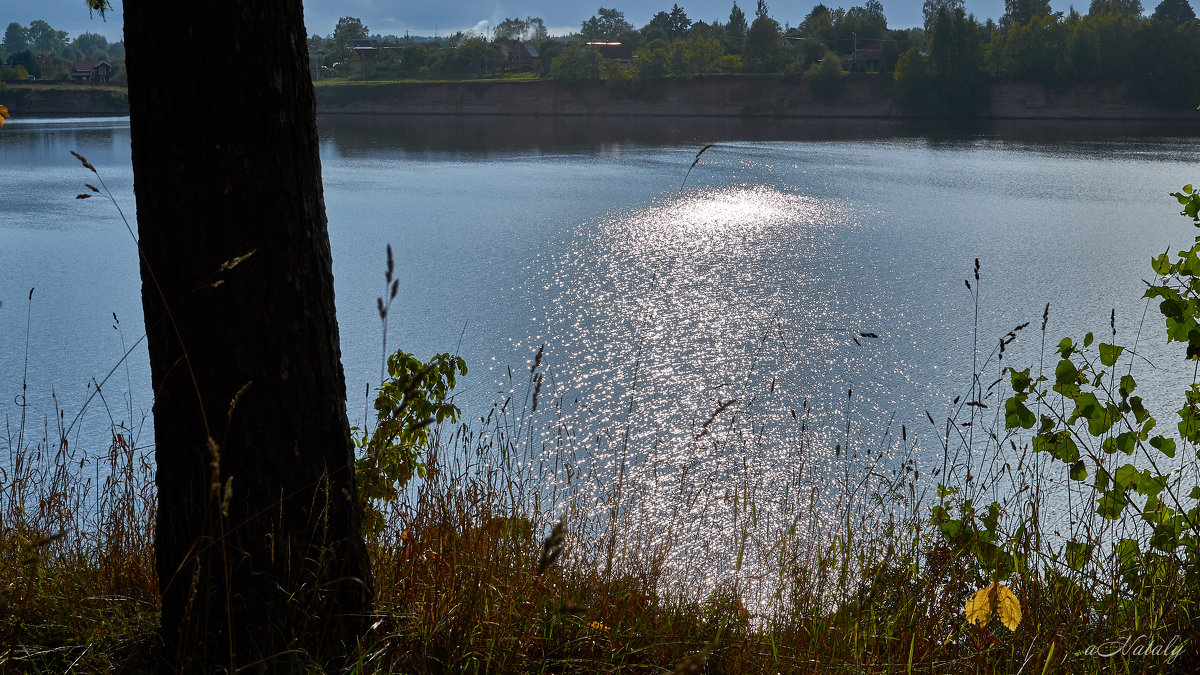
[665,185,820,234]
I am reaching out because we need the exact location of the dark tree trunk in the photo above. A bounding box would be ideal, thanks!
[123,1,371,670]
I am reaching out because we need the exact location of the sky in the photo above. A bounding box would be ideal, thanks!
[3,0,1093,46]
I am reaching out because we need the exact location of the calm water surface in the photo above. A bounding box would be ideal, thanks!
[3,114,1200,592]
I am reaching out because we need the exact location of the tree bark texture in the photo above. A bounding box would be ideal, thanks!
[123,1,372,670]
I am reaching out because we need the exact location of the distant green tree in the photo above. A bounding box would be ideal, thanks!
[1004,0,1054,26]
[527,17,550,41]
[715,53,744,71]
[896,7,986,115]
[493,17,527,41]
[688,20,726,41]
[3,22,28,56]
[582,7,633,40]
[27,20,66,55]
[1130,15,1200,106]
[617,27,645,49]
[1064,14,1139,82]
[841,2,889,41]
[647,11,673,36]
[642,23,669,42]
[536,40,564,77]
[332,16,369,57]
[671,35,725,76]
[892,47,929,109]
[1089,0,1145,14]
[803,4,835,38]
[2,64,29,81]
[450,36,493,76]
[933,8,987,112]
[399,44,430,77]
[756,0,770,20]
[668,4,693,38]
[986,13,1067,84]
[5,49,35,74]
[880,37,902,70]
[727,1,750,48]
[1152,0,1197,23]
[635,38,673,78]
[796,31,829,65]
[923,0,965,31]
[74,32,110,60]
[549,43,604,81]
[805,51,846,97]
[864,0,888,23]
[743,13,784,71]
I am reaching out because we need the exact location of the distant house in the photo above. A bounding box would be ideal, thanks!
[586,42,633,67]
[70,60,113,83]
[852,41,883,69]
[495,42,539,72]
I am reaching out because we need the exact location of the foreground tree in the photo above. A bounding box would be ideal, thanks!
[117,0,372,669]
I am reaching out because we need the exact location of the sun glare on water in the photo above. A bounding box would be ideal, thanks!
[520,182,912,603]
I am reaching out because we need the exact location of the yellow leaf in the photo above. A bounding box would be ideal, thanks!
[995,584,1021,631]
[966,582,1022,631]
[0,104,8,127]
[965,584,995,627]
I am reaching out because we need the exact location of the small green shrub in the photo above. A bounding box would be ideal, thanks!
[804,52,846,99]
[356,349,466,535]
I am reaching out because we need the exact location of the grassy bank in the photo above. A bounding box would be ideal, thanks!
[0,83,129,115]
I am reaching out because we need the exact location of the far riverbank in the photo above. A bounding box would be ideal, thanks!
[3,76,1196,120]
[313,75,1197,120]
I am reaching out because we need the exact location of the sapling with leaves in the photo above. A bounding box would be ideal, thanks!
[356,245,467,535]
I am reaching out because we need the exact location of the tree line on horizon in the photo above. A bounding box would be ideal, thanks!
[5,0,1198,112]
[307,0,1198,111]
[1,19,124,82]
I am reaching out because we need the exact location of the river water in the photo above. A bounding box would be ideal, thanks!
[3,114,1200,593]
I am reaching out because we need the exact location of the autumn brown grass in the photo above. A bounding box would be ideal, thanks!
[4,322,1199,672]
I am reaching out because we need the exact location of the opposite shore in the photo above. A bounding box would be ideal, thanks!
[2,76,1197,120]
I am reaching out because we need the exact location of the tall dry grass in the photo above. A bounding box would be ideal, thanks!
[5,271,1199,672]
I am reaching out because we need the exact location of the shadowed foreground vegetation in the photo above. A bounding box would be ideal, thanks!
[3,318,1198,673]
